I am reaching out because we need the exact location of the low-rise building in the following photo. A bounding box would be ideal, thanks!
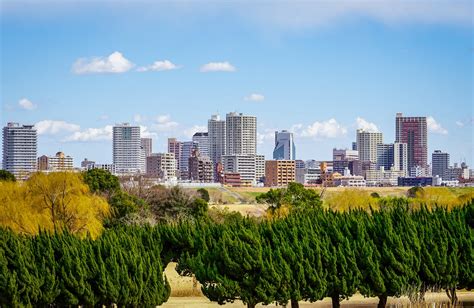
[222,172,241,187]
[333,174,366,187]
[37,152,74,172]
[365,167,406,186]
[87,163,116,174]
[146,153,177,179]
[265,160,296,187]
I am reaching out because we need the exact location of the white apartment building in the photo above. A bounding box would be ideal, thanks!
[255,154,265,183]
[2,122,37,179]
[113,123,143,175]
[222,154,258,185]
[38,152,74,172]
[87,163,116,174]
[225,112,257,156]
[356,129,383,163]
[365,167,406,186]
[208,114,226,166]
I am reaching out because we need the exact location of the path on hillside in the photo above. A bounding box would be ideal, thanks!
[217,186,246,203]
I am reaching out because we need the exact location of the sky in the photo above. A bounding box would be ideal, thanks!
[1,0,473,167]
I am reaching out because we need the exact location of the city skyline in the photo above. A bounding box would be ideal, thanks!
[1,1,472,166]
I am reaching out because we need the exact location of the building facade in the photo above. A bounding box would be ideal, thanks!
[87,163,116,174]
[225,112,257,156]
[395,113,428,171]
[333,148,359,174]
[356,129,383,163]
[432,150,449,178]
[146,153,176,179]
[222,154,257,185]
[179,141,198,179]
[113,123,143,174]
[168,138,182,171]
[273,130,296,160]
[2,123,37,179]
[192,132,210,158]
[376,142,408,175]
[140,138,152,158]
[37,152,74,172]
[208,114,226,167]
[265,160,296,187]
[189,151,214,183]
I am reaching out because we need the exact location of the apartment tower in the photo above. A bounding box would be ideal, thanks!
[113,123,143,174]
[395,113,428,171]
[2,123,37,179]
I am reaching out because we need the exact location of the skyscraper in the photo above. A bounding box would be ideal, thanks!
[356,129,383,163]
[225,112,257,155]
[113,123,143,174]
[179,141,198,179]
[432,150,449,178]
[140,138,152,158]
[273,130,296,160]
[192,132,210,158]
[377,143,408,175]
[2,122,37,179]
[395,113,428,171]
[208,114,226,167]
[168,138,182,171]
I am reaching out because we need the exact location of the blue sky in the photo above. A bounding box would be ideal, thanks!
[1,1,473,166]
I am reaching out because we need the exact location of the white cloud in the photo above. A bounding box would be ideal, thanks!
[200,61,236,72]
[35,120,80,135]
[355,117,379,132]
[134,114,145,123]
[184,125,207,138]
[63,125,113,142]
[152,114,179,132]
[427,116,448,135]
[244,93,265,102]
[140,125,157,138]
[300,118,347,138]
[18,98,36,111]
[257,129,275,145]
[137,60,180,72]
[72,51,134,74]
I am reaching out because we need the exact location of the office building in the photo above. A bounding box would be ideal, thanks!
[333,148,359,174]
[140,138,152,158]
[265,160,296,187]
[395,113,428,171]
[273,130,295,160]
[113,123,143,174]
[208,114,226,167]
[37,152,74,172]
[432,150,449,178]
[225,112,257,155]
[192,132,210,158]
[2,122,37,179]
[365,167,406,186]
[146,153,177,179]
[356,129,383,163]
[296,168,321,185]
[168,138,182,171]
[377,143,408,175]
[179,141,198,179]
[189,150,214,183]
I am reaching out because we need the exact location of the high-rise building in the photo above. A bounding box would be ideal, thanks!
[225,112,257,155]
[189,150,214,183]
[333,148,359,174]
[192,132,210,158]
[141,138,152,158]
[179,141,198,179]
[146,153,176,179]
[432,150,450,178]
[37,152,74,171]
[255,154,265,183]
[168,138,182,171]
[265,160,296,187]
[356,129,383,163]
[273,130,296,160]
[2,122,37,179]
[208,114,226,167]
[222,154,257,185]
[377,143,408,175]
[113,123,143,174]
[395,113,428,171]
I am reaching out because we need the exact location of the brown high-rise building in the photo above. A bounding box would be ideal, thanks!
[395,113,427,171]
[188,150,214,183]
[167,138,182,171]
[265,160,296,187]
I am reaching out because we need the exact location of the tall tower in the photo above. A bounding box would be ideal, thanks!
[356,129,383,163]
[273,130,296,160]
[140,138,152,157]
[432,150,449,178]
[225,112,257,155]
[208,114,226,166]
[192,132,209,158]
[2,122,37,179]
[167,138,182,171]
[113,123,142,174]
[395,113,428,171]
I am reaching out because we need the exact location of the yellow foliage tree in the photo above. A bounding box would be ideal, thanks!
[410,187,474,210]
[324,189,379,212]
[0,172,110,238]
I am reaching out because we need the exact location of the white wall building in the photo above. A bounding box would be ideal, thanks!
[356,129,383,163]
[226,112,257,156]
[208,114,226,166]
[222,154,258,185]
[192,132,210,158]
[113,123,143,175]
[2,122,37,179]
[87,163,116,174]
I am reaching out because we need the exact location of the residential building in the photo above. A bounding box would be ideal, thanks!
[87,163,116,174]
[140,138,152,158]
[113,123,143,174]
[333,148,358,174]
[222,172,241,187]
[377,143,408,176]
[295,160,305,169]
[2,122,37,179]
[192,132,210,158]
[351,160,376,178]
[265,160,296,187]
[225,112,257,155]
[296,168,321,185]
[432,150,449,178]
[333,175,367,187]
[81,158,95,169]
[395,113,428,171]
[352,141,357,151]
[222,154,257,185]
[356,129,383,163]
[189,150,214,183]
[146,153,177,179]
[179,141,198,179]
[208,114,226,167]
[255,154,265,183]
[37,152,74,171]
[398,177,433,187]
[168,138,182,171]
[365,167,406,186]
[273,130,295,160]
